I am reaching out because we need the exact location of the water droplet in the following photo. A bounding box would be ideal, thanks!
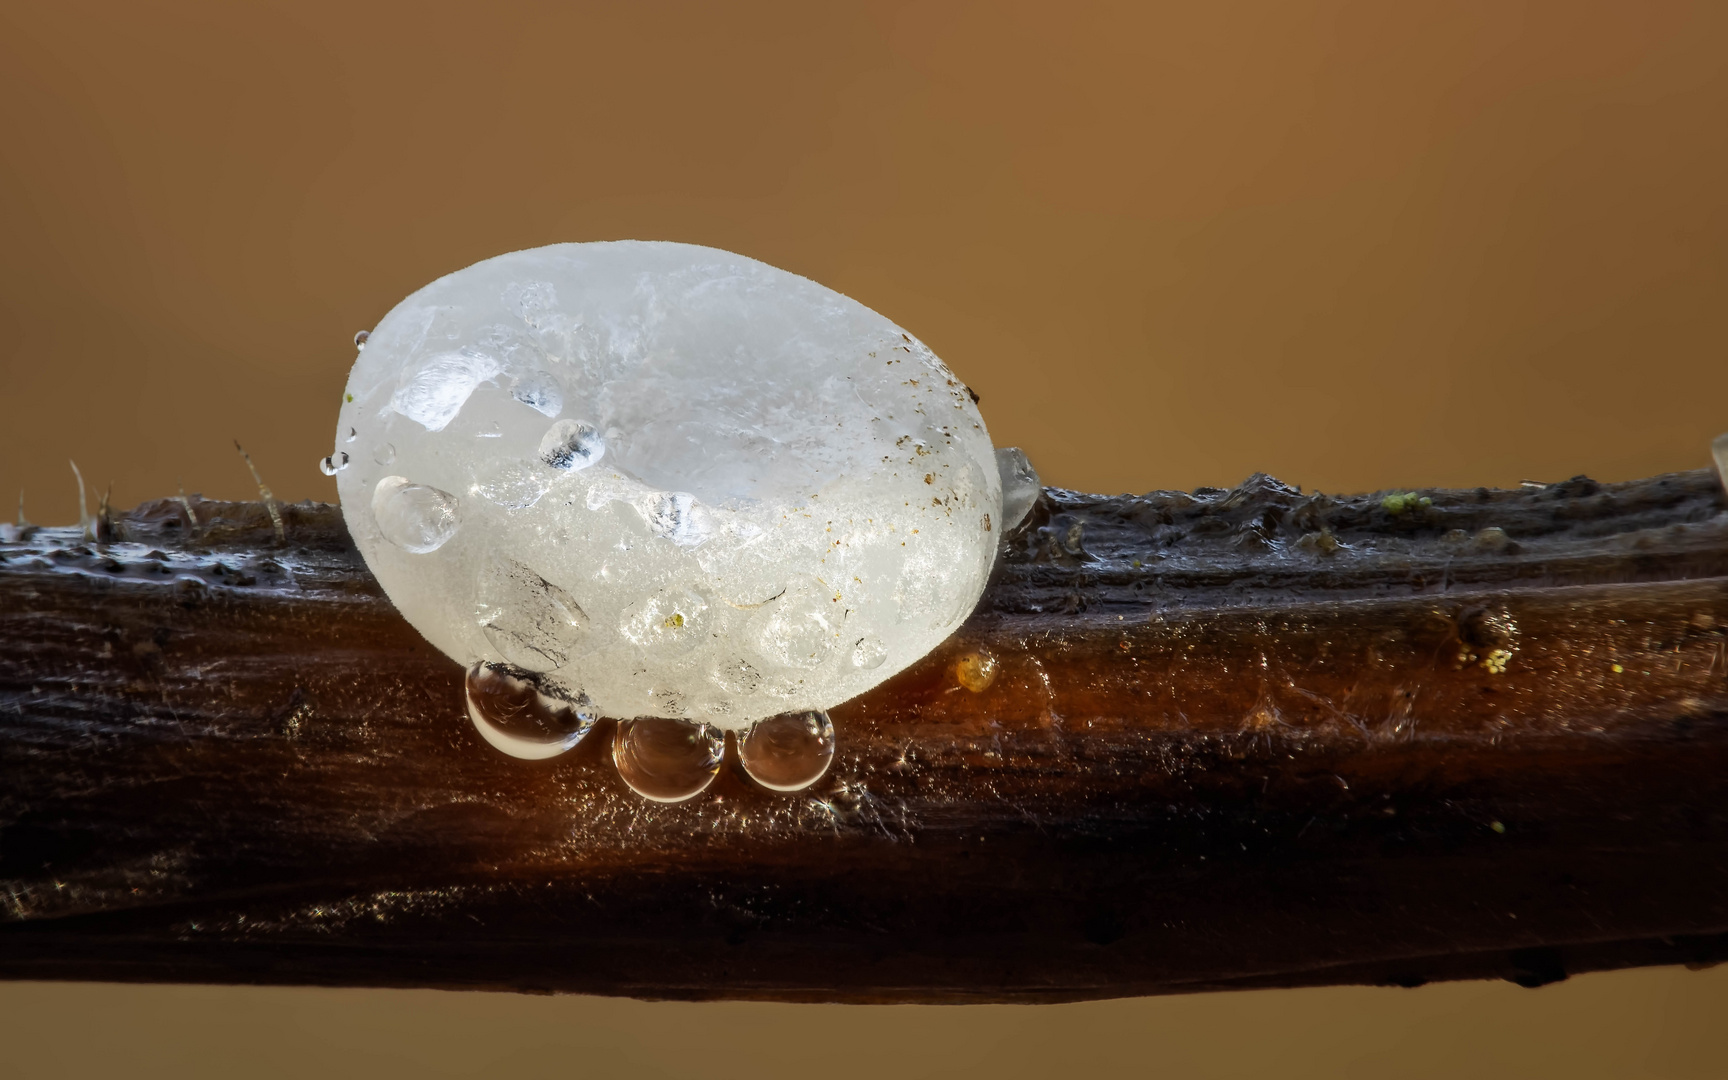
[851,635,888,669]
[472,462,552,510]
[512,370,564,417]
[390,348,502,432]
[760,592,836,669]
[642,491,708,546]
[475,556,588,670]
[739,710,834,792]
[955,649,999,692]
[538,419,605,471]
[613,717,723,803]
[346,427,358,443]
[465,662,595,760]
[373,442,397,466]
[318,451,351,476]
[996,446,1041,532]
[354,330,370,350]
[372,475,461,553]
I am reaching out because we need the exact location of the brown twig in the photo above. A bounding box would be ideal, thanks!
[0,471,1726,1001]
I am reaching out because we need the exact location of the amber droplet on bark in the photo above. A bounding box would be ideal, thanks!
[612,716,724,802]
[739,710,835,792]
[954,650,999,692]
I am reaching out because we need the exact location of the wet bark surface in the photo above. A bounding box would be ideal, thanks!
[1,470,1726,1002]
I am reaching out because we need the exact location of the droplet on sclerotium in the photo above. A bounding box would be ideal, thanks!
[538,419,604,471]
[465,662,595,760]
[995,446,1041,532]
[613,716,724,802]
[739,710,834,792]
[851,635,888,670]
[371,475,460,553]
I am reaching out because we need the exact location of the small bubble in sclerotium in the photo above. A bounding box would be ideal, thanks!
[739,710,834,792]
[373,443,396,466]
[465,662,595,760]
[319,452,351,476]
[354,330,370,350]
[372,475,460,553]
[613,716,724,803]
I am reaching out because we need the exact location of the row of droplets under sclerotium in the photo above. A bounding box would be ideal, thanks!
[466,660,835,801]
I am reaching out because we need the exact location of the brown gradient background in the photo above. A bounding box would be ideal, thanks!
[1,1,1725,1076]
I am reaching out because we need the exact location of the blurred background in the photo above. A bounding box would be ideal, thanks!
[1,1,1725,1076]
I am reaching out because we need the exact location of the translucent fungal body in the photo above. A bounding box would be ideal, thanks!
[335,241,1003,734]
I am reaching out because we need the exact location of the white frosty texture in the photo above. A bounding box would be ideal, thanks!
[335,241,1001,729]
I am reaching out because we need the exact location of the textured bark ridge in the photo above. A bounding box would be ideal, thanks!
[1,470,1726,1002]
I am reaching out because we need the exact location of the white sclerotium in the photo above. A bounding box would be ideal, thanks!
[336,241,1002,730]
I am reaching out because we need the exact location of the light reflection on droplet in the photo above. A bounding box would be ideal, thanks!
[613,716,723,803]
[465,662,595,760]
[318,452,351,476]
[739,710,834,792]
[354,330,370,350]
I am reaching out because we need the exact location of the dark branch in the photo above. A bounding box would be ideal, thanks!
[2,470,1727,1001]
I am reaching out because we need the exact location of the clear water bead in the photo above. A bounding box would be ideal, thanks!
[538,419,604,471]
[465,662,595,759]
[851,635,888,669]
[739,710,834,792]
[335,241,1003,730]
[996,447,1041,532]
[372,476,460,553]
[613,717,724,802]
[319,451,351,476]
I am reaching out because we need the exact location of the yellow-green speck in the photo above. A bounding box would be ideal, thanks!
[1381,492,1434,515]
[1490,821,1506,834]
